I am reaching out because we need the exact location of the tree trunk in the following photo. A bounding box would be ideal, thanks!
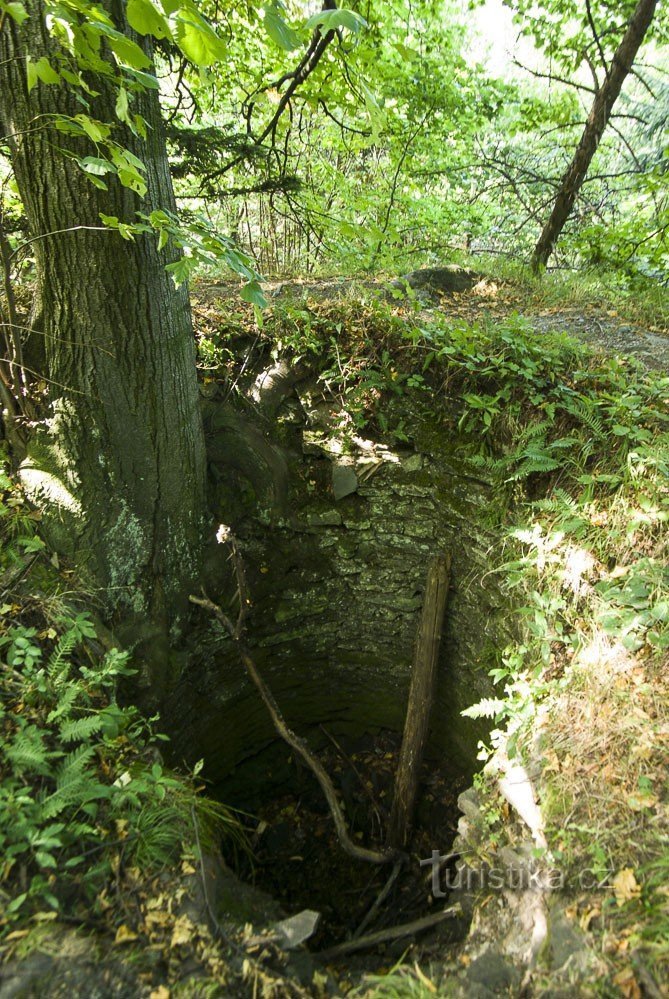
[531,0,658,272]
[0,2,207,669]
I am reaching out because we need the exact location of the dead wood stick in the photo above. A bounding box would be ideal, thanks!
[353,856,404,939]
[317,905,461,960]
[190,589,397,867]
[387,553,451,849]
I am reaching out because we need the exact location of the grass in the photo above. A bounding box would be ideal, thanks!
[459,254,669,331]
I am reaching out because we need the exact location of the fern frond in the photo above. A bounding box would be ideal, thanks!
[47,631,77,686]
[59,715,104,744]
[461,698,506,719]
[46,685,79,724]
[4,729,50,775]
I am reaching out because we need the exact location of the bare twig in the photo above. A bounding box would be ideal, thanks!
[353,856,404,939]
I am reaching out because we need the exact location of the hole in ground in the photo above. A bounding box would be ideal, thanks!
[219,727,468,956]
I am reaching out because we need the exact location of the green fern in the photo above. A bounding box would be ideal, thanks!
[461,697,506,719]
[4,728,51,776]
[59,715,104,743]
[562,395,606,440]
[46,685,79,724]
[46,631,78,688]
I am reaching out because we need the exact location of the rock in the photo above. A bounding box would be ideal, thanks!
[402,452,424,472]
[548,911,587,971]
[272,909,321,950]
[495,763,546,848]
[458,788,483,823]
[395,265,481,296]
[305,510,342,527]
[465,950,521,994]
[332,462,358,500]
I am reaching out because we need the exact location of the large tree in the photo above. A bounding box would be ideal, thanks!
[0,0,209,676]
[0,0,358,684]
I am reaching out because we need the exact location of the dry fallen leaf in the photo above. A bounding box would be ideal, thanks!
[612,967,641,999]
[170,915,196,948]
[627,791,658,811]
[114,924,139,945]
[579,906,600,931]
[149,988,171,999]
[613,868,641,907]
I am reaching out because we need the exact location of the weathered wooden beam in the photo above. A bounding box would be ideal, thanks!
[387,553,451,850]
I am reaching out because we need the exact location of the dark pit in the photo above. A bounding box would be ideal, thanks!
[218,728,469,955]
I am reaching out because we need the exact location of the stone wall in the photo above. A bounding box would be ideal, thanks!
[163,360,515,802]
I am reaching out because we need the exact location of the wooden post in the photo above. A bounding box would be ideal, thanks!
[387,553,451,849]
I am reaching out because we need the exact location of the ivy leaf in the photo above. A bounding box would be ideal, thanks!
[126,0,171,39]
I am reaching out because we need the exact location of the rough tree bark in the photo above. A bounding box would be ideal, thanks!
[531,0,658,271]
[0,2,207,670]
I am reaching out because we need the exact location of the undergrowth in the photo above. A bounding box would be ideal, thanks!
[0,460,244,936]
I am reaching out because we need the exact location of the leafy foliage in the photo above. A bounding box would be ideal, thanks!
[0,461,243,930]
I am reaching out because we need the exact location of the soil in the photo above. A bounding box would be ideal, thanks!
[222,729,468,961]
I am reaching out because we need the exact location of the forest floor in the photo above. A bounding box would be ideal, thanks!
[196,272,669,371]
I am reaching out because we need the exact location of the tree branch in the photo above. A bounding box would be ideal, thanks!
[190,528,400,868]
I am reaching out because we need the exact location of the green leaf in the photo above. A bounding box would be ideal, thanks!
[35,850,58,869]
[263,5,300,50]
[115,87,129,122]
[174,8,226,66]
[27,56,60,89]
[25,56,38,93]
[5,893,27,914]
[127,0,171,38]
[73,114,110,143]
[2,2,28,25]
[305,8,367,34]
[166,256,194,286]
[107,33,152,70]
[117,168,147,197]
[240,279,267,309]
[77,156,113,176]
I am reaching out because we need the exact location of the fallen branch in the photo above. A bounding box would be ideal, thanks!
[317,905,461,960]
